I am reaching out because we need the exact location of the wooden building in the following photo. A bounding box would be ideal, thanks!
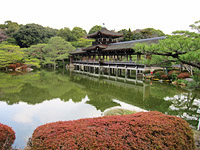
[69,28,165,82]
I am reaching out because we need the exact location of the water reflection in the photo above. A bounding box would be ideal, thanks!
[0,97,102,148]
[164,92,200,128]
[0,70,200,148]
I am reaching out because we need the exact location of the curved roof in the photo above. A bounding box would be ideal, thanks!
[103,36,166,51]
[87,28,123,38]
[69,48,85,54]
[82,44,107,51]
[69,36,166,55]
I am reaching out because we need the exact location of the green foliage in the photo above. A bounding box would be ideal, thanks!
[57,27,74,41]
[119,28,165,41]
[57,27,86,42]
[43,36,75,69]
[0,44,24,68]
[0,21,20,38]
[153,71,164,79]
[118,28,133,41]
[169,73,178,80]
[71,38,94,48]
[4,21,20,37]
[71,27,87,41]
[13,23,55,48]
[0,29,7,42]
[24,44,47,66]
[134,28,200,69]
[190,20,200,33]
[139,28,165,39]
[88,25,102,34]
[0,70,87,104]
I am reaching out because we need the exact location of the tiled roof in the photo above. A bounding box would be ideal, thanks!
[69,48,85,54]
[82,44,107,51]
[103,36,166,51]
[69,36,166,54]
[87,28,123,38]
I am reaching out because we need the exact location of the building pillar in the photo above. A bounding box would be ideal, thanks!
[136,67,138,80]
[130,55,132,61]
[137,54,141,61]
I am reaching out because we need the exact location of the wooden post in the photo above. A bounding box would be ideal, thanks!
[136,67,138,81]
[125,68,127,79]
[116,66,118,78]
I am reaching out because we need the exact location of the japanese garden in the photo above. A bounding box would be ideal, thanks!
[0,20,200,149]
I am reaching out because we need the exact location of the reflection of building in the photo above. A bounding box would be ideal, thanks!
[70,28,165,81]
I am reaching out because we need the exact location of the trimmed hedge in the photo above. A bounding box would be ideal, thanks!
[32,111,195,150]
[0,123,15,149]
[177,72,191,79]
[168,70,180,75]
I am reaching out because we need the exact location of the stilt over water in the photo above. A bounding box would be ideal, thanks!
[69,28,165,81]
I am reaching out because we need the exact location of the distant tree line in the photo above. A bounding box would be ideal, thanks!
[0,20,166,70]
[0,21,165,48]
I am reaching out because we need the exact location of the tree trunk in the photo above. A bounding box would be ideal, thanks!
[62,59,65,70]
[54,60,56,71]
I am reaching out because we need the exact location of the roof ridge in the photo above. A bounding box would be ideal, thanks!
[110,36,166,45]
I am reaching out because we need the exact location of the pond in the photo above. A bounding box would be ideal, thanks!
[0,70,199,149]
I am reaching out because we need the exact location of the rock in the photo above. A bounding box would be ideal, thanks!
[185,78,194,82]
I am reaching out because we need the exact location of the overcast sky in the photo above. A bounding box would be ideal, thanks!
[1,0,199,34]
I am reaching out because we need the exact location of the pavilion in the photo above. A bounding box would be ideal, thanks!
[69,28,165,81]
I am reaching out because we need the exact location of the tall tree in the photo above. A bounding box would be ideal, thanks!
[0,29,7,42]
[43,36,75,70]
[57,27,74,41]
[118,28,134,41]
[13,23,55,48]
[0,44,23,69]
[190,20,200,33]
[132,28,165,40]
[24,44,47,66]
[71,27,87,41]
[88,25,102,34]
[134,31,200,69]
[71,38,94,48]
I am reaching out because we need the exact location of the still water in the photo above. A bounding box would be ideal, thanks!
[0,70,199,148]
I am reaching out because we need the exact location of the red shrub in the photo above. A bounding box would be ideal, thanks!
[32,112,195,150]
[0,123,15,149]
[177,72,191,79]
[168,70,180,75]
[9,64,17,70]
[161,74,168,79]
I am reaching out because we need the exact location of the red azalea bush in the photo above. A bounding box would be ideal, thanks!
[168,70,180,75]
[177,72,191,79]
[161,74,168,80]
[0,123,15,149]
[31,112,195,150]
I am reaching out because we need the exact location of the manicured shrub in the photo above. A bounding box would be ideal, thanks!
[168,70,180,75]
[153,71,164,79]
[177,72,191,79]
[32,111,195,150]
[0,123,15,149]
[161,74,168,79]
